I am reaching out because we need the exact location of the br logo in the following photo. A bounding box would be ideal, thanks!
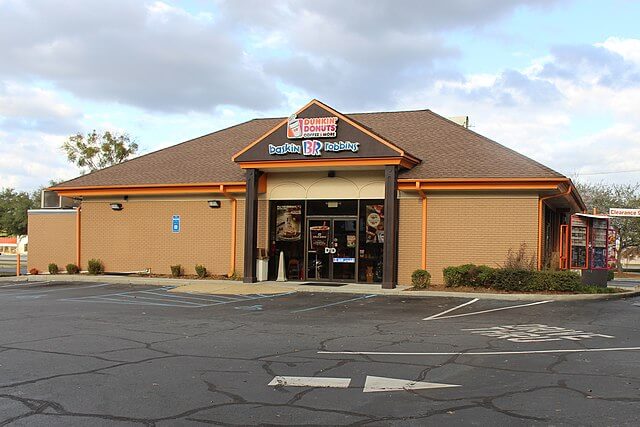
[302,139,323,156]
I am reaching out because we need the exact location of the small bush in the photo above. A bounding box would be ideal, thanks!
[443,264,495,288]
[29,267,39,275]
[492,269,536,291]
[443,266,466,287]
[87,259,104,275]
[66,263,80,274]
[48,263,59,275]
[533,270,581,292]
[195,264,207,279]
[170,265,183,277]
[411,269,431,289]
[607,270,615,281]
[502,243,536,270]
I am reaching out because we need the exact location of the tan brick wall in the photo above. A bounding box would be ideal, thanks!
[426,193,539,284]
[81,197,234,275]
[27,211,77,272]
[232,198,268,277]
[398,197,423,286]
[235,199,245,276]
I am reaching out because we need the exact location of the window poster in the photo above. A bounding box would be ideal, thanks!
[365,204,384,243]
[570,222,587,268]
[309,223,330,251]
[275,205,302,241]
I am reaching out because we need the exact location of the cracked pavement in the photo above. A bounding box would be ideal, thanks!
[0,280,638,426]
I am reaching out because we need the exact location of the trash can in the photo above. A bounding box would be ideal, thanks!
[256,248,269,282]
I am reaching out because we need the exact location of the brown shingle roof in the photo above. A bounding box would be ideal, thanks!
[55,108,563,188]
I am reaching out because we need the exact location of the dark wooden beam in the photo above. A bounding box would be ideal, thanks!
[382,165,399,289]
[243,168,261,283]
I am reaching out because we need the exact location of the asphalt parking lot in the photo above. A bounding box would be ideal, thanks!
[0,280,638,426]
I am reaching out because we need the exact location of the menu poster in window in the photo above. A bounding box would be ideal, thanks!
[570,222,587,268]
[365,204,384,243]
[607,228,618,269]
[309,223,330,251]
[275,205,302,241]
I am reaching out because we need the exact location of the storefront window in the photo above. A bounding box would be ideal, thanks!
[269,201,305,280]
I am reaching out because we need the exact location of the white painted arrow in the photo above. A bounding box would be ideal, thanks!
[363,376,461,393]
[268,376,351,388]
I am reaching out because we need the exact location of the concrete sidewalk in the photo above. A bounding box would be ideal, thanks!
[7,273,640,301]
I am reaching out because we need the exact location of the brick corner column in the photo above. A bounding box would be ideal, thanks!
[382,165,399,289]
[243,168,261,283]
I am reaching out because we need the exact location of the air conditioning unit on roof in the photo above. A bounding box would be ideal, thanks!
[41,190,78,209]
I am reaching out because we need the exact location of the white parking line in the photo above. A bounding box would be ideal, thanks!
[60,290,295,308]
[63,297,182,307]
[425,300,553,320]
[139,290,233,303]
[318,346,640,356]
[292,294,376,313]
[119,294,204,306]
[424,298,478,320]
[268,376,351,388]
[0,283,111,297]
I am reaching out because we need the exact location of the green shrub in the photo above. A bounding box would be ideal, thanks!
[411,269,431,289]
[443,266,465,287]
[170,265,183,277]
[48,263,59,275]
[66,263,80,274]
[533,270,581,292]
[607,270,615,281]
[87,259,104,275]
[476,265,497,287]
[443,264,495,287]
[492,269,536,291]
[195,264,207,278]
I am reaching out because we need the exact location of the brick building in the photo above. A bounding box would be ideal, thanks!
[28,100,585,287]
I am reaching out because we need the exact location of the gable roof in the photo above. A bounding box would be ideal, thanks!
[53,106,563,189]
[233,99,419,166]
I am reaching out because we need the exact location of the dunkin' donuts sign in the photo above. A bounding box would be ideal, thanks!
[287,114,337,139]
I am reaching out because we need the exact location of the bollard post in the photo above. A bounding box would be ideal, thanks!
[16,252,21,277]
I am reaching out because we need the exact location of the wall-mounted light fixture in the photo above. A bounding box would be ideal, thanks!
[110,203,123,211]
[208,200,221,209]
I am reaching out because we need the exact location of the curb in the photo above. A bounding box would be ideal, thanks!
[17,274,243,287]
[6,274,639,301]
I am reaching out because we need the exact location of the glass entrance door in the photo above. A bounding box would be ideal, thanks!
[306,218,357,281]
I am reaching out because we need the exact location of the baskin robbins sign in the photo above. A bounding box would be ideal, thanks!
[268,114,360,156]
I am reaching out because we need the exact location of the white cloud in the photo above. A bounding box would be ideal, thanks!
[0,0,283,112]
[398,38,640,183]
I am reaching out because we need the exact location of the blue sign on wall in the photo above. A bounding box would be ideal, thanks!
[172,215,181,233]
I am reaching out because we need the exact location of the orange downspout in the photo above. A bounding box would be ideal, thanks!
[538,184,573,270]
[76,206,81,268]
[221,185,237,277]
[417,183,427,270]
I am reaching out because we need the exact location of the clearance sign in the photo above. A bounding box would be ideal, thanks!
[287,114,338,139]
[609,208,640,217]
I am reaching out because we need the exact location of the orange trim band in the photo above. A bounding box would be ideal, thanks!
[54,184,247,198]
[399,182,562,191]
[50,181,245,191]
[238,157,412,170]
[399,177,571,183]
[76,206,81,268]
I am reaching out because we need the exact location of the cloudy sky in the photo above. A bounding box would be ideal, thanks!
[1,0,640,191]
